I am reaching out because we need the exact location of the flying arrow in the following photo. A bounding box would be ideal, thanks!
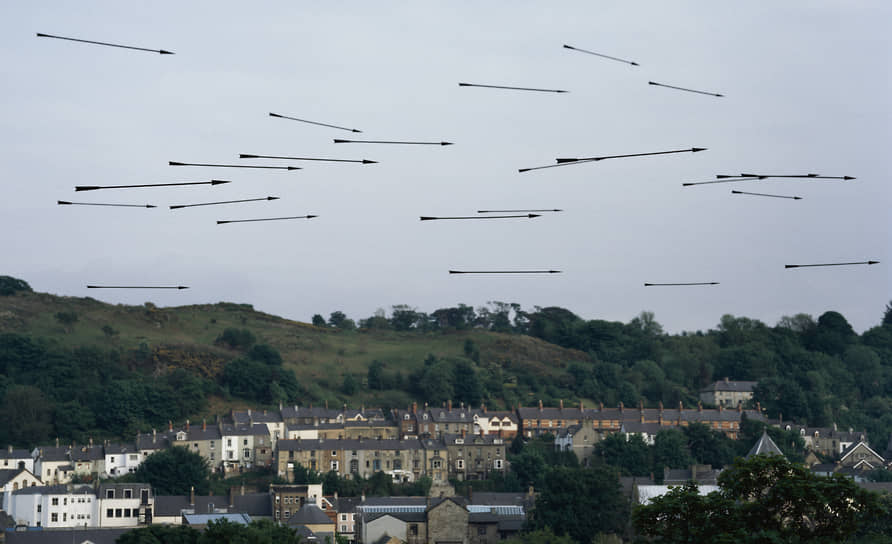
[239,154,377,164]
[170,161,299,171]
[76,180,230,191]
[269,112,361,133]
[731,190,802,200]
[562,44,639,66]
[458,82,568,93]
[520,148,706,173]
[87,285,188,289]
[683,177,763,187]
[170,196,279,210]
[648,81,723,97]
[37,33,174,55]
[449,270,561,274]
[785,261,879,269]
[217,215,317,225]
[58,201,156,208]
[478,209,563,213]
[334,139,453,146]
[644,282,719,286]
[739,173,855,180]
[421,214,540,221]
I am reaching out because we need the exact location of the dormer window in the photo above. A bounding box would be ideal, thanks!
[403,414,410,420]
[176,432,187,441]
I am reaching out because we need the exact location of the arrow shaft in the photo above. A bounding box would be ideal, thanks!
[649,81,721,97]
[87,286,185,289]
[567,148,701,162]
[732,191,800,200]
[743,174,848,180]
[563,45,636,65]
[683,178,760,187]
[786,262,876,268]
[37,33,165,54]
[76,181,221,191]
[422,215,531,220]
[270,113,358,133]
[60,202,151,208]
[171,197,272,209]
[241,154,364,163]
[170,162,294,170]
[449,270,559,274]
[459,83,567,93]
[335,140,443,145]
[645,282,718,286]
[218,216,312,224]
[478,209,561,213]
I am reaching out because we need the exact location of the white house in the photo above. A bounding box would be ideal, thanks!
[98,483,153,527]
[32,445,74,485]
[1,446,34,473]
[8,484,98,528]
[104,443,143,478]
[0,468,42,511]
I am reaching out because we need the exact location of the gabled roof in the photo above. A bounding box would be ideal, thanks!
[277,438,423,452]
[36,446,69,462]
[70,445,104,462]
[286,504,333,526]
[840,440,884,464]
[746,431,785,459]
[3,528,129,544]
[700,379,758,393]
[103,443,138,455]
[0,448,31,460]
[232,410,283,425]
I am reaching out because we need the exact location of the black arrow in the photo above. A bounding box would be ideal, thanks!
[683,177,763,187]
[269,112,361,133]
[716,174,767,179]
[644,282,719,286]
[37,33,174,55]
[239,154,377,164]
[731,190,802,200]
[562,44,639,66]
[170,161,299,171]
[785,261,879,269]
[334,139,453,146]
[520,147,706,173]
[478,209,563,213]
[458,82,568,93]
[170,196,279,210]
[648,81,723,97]
[421,214,540,221]
[449,270,561,274]
[87,285,188,289]
[58,201,156,208]
[76,180,230,192]
[739,173,855,180]
[217,215,317,225]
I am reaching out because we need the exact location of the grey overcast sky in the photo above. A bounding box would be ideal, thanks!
[2,2,889,333]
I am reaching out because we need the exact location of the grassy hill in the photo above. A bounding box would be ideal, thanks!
[0,289,592,418]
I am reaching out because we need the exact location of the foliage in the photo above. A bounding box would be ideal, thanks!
[0,276,32,296]
[54,311,78,332]
[117,524,200,544]
[501,527,577,544]
[633,455,886,543]
[132,446,210,495]
[311,313,326,327]
[214,328,256,350]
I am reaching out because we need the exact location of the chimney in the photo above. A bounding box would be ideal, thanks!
[89,437,93,448]
[599,402,604,412]
[718,404,723,413]
[559,399,563,410]
[527,486,535,497]
[56,438,59,448]
[168,421,173,432]
[538,400,543,411]
[737,403,742,413]
[724,377,729,384]
[698,402,702,413]
[152,429,157,444]
[334,491,338,500]
[756,402,762,413]
[7,445,11,453]
[482,403,487,414]
[579,401,584,413]
[279,401,284,411]
[658,401,663,413]
[186,419,190,431]
[203,419,207,432]
[461,429,465,439]
[248,409,252,417]
[241,484,245,496]
[412,402,418,414]
[678,401,683,412]
[619,402,624,413]
[324,400,328,410]
[229,486,235,508]
[448,399,452,411]
[190,486,195,506]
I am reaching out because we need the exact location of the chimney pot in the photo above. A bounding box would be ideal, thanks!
[538,399,543,411]
[168,421,173,432]
[559,399,563,410]
[448,399,452,411]
[203,419,207,431]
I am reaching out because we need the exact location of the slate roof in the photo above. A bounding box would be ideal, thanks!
[663,468,719,485]
[99,482,152,496]
[183,512,251,525]
[0,448,31,460]
[232,409,283,425]
[154,493,272,517]
[0,468,21,485]
[840,441,884,463]
[103,443,138,455]
[287,504,333,526]
[12,484,94,496]
[517,406,764,424]
[281,406,342,421]
[277,438,423,452]
[36,447,69,462]
[469,492,535,508]
[364,511,426,523]
[443,433,508,446]
[220,423,270,437]
[332,496,362,514]
[700,379,758,393]
[746,431,785,458]
[70,445,104,461]
[621,422,664,435]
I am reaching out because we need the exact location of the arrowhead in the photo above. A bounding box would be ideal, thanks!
[146,205,157,208]
[528,214,541,218]
[630,61,640,66]
[518,169,530,173]
[731,190,741,194]
[37,33,48,37]
[555,158,578,163]
[691,148,707,152]
[549,270,561,274]
[75,186,98,191]
[563,44,574,49]
[784,265,799,269]
[844,176,855,180]
[868,260,879,265]
[217,221,229,224]
[286,167,302,171]
[267,196,279,201]
[449,270,461,274]
[555,90,569,93]
[210,180,231,185]
[169,161,184,166]
[170,205,183,209]
[644,283,653,286]
[793,197,802,200]
[553,209,563,212]
[648,81,657,85]
[710,282,720,285]
[177,286,189,289]
[352,129,362,133]
[419,217,436,221]
[159,50,174,55]
[715,94,724,98]
[333,139,349,143]
[441,142,454,146]
[306,215,318,219]
[239,154,258,158]
[269,112,282,118]
[58,201,72,205]
[681,183,693,187]
[458,83,471,87]
[361,160,378,164]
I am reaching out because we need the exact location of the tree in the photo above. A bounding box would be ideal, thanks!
[214,328,255,350]
[117,524,200,544]
[247,344,282,366]
[341,374,358,395]
[133,446,210,495]
[594,433,651,477]
[0,385,53,447]
[328,311,356,330]
[311,314,326,327]
[633,455,886,543]
[367,360,385,390]
[0,276,32,296]
[500,527,576,544]
[884,301,892,326]
[652,428,693,474]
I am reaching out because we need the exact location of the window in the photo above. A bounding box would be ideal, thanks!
[341,525,348,532]
[433,460,442,469]
[124,509,131,517]
[478,526,487,535]
[210,441,215,449]
[63,498,67,505]
[284,510,290,518]
[331,460,339,471]
[106,489,114,499]
[332,450,337,457]
[244,448,250,458]
[393,459,402,470]
[129,454,138,461]
[227,439,232,447]
[51,513,58,522]
[243,439,248,446]
[52,498,59,505]
[107,509,114,518]
[410,524,418,536]
[275,511,280,520]
[115,508,122,517]
[341,514,347,521]
[124,489,133,499]
[456,459,465,469]
[109,456,115,463]
[373,460,381,471]
[37,504,41,512]
[350,460,359,473]
[494,459,504,469]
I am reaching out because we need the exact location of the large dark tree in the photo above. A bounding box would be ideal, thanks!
[133,446,210,495]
